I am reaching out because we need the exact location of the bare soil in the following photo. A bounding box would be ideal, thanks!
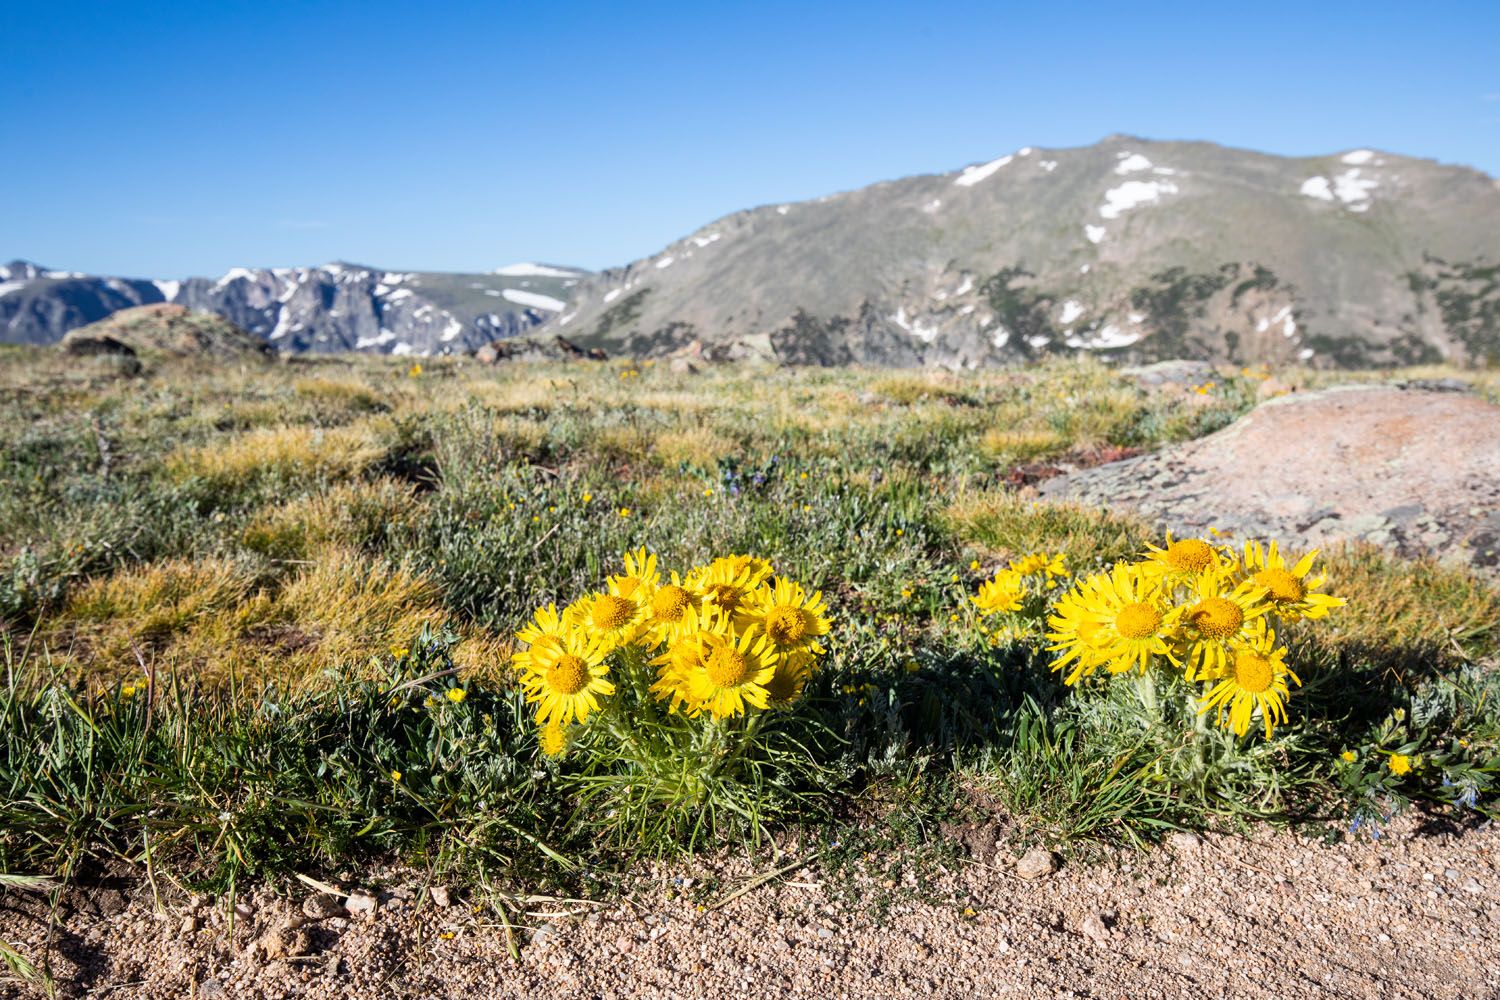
[3,814,1497,999]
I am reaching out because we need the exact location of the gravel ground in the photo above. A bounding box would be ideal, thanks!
[3,815,1497,999]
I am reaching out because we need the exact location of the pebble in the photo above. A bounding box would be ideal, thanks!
[430,886,453,908]
[344,891,379,916]
[615,935,634,954]
[1080,913,1111,943]
[303,894,345,920]
[233,902,255,922]
[1169,831,1203,854]
[1016,848,1059,880]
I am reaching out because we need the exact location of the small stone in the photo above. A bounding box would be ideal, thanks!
[1169,831,1203,854]
[303,893,345,920]
[179,914,200,936]
[1080,912,1111,943]
[430,885,452,908]
[233,902,255,922]
[817,927,834,940]
[1016,848,1059,880]
[1463,880,1482,894]
[615,934,635,954]
[344,891,378,915]
[1444,868,1462,882]
[197,980,226,999]
[530,923,557,948]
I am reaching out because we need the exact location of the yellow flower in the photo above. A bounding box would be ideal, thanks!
[390,646,409,658]
[687,626,779,719]
[391,770,403,782]
[120,683,138,698]
[972,569,1025,615]
[619,507,631,517]
[1340,750,1357,763]
[582,492,593,503]
[1236,540,1346,622]
[538,721,568,757]
[642,571,704,646]
[446,687,467,704]
[518,629,616,726]
[1176,569,1273,681]
[686,555,773,629]
[648,606,721,715]
[1139,532,1226,580]
[1388,753,1414,776]
[575,588,648,649]
[1010,552,1068,581]
[765,649,815,707]
[1196,629,1300,739]
[1045,563,1180,684]
[512,603,578,673]
[969,559,981,571]
[408,363,423,377]
[746,577,832,655]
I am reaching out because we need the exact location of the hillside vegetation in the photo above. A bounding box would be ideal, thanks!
[0,346,1496,903]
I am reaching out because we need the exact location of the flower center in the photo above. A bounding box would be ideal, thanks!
[1115,602,1162,639]
[651,585,692,621]
[547,654,588,695]
[1233,651,1274,693]
[1188,597,1244,640]
[764,606,807,646]
[705,647,750,688]
[1254,567,1306,603]
[1165,539,1215,573]
[591,594,636,630]
[707,583,742,612]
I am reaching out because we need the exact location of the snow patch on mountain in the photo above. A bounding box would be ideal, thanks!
[1100,179,1179,219]
[494,263,582,278]
[954,154,1013,187]
[501,289,566,312]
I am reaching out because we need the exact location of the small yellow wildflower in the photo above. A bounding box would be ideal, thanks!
[446,687,467,704]
[408,363,422,377]
[1340,750,1357,763]
[1388,753,1414,776]
[895,528,904,537]
[969,560,981,571]
[619,507,631,518]
[390,646,409,658]
[391,770,403,782]
[121,684,138,698]
[582,492,593,503]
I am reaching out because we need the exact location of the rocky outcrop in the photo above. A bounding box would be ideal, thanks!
[1040,385,1500,575]
[60,304,273,360]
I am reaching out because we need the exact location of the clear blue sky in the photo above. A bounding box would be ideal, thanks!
[4,1,1497,278]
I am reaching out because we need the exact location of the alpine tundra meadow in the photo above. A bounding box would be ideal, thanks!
[4,2,1500,997]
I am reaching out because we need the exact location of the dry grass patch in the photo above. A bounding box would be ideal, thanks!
[241,477,421,560]
[1319,544,1500,657]
[944,490,1151,572]
[165,422,387,490]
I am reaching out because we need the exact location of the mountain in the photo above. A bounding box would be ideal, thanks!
[0,260,587,356]
[540,136,1500,368]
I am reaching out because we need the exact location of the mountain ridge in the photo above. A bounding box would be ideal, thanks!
[541,136,1499,368]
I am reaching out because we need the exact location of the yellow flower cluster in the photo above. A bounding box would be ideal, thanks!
[511,550,832,755]
[971,551,1069,616]
[1039,535,1345,739]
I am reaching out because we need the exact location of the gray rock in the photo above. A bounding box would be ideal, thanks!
[303,893,345,920]
[344,891,378,915]
[1016,848,1059,880]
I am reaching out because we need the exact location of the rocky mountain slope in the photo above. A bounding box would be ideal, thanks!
[60,304,274,361]
[0,260,585,356]
[545,137,1500,367]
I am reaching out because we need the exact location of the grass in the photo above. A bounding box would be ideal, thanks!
[0,347,1496,902]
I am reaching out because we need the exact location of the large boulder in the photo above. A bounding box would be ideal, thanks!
[59,304,273,360]
[1041,385,1500,575]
